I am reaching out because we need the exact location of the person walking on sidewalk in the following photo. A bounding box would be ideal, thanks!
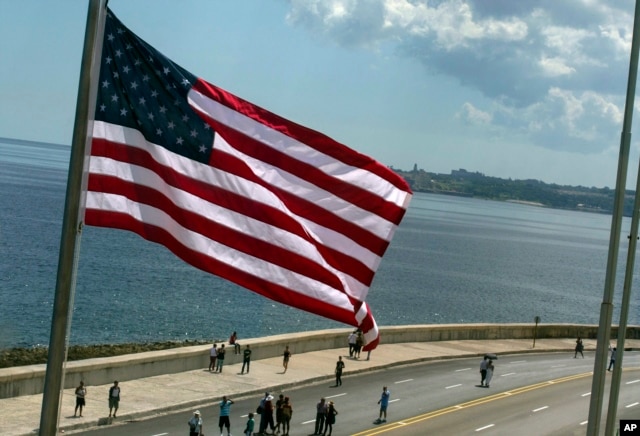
[241,344,252,374]
[218,396,234,436]
[574,337,584,358]
[374,386,390,424]
[216,344,226,372]
[209,343,218,372]
[334,356,345,386]
[188,410,203,436]
[283,345,291,373]
[74,381,87,417]
[314,397,327,435]
[108,380,120,418]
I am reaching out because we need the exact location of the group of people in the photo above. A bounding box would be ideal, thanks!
[312,397,339,435]
[479,356,495,387]
[73,380,120,419]
[255,391,294,435]
[347,329,366,359]
[187,396,242,436]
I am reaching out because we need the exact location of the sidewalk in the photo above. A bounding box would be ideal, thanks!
[2,338,636,435]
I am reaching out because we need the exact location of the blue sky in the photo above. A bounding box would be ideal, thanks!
[1,0,639,188]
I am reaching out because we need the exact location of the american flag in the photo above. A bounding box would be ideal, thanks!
[86,8,412,349]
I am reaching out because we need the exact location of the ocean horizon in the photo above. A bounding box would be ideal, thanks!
[1,139,639,349]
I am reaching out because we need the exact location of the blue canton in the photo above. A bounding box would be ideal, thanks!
[95,9,214,163]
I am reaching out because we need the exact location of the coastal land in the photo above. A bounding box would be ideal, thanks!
[394,166,634,216]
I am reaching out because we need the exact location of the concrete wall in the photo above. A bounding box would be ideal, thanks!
[1,323,638,399]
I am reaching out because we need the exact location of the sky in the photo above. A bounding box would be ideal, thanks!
[1,0,640,189]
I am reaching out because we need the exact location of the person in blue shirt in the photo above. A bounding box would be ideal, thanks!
[375,386,390,424]
[219,396,234,436]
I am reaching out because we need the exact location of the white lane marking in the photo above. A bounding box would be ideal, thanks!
[626,379,640,384]
[500,372,516,377]
[510,360,527,364]
[581,392,591,397]
[151,434,168,436]
[580,420,589,425]
[326,393,347,399]
[533,406,549,412]
[389,398,400,403]
[550,364,565,368]
[476,424,495,431]
[626,402,639,408]
[455,368,472,372]
[302,419,316,424]
[446,384,463,389]
[395,379,413,384]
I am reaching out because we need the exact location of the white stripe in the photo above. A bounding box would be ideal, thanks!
[85,191,355,311]
[213,135,398,244]
[188,88,412,209]
[89,155,369,299]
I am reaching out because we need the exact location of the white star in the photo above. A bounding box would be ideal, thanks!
[156,128,163,136]
[148,113,155,121]
[107,33,115,42]
[134,59,142,66]
[105,56,113,65]
[190,129,198,138]
[113,71,119,79]
[123,66,131,74]
[163,66,170,75]
[159,106,167,114]
[203,123,210,130]
[176,137,184,145]
[130,81,138,90]
[139,97,146,105]
[111,94,119,102]
[168,121,175,129]
[126,43,133,50]
[182,114,189,122]
[101,80,110,88]
[120,108,128,116]
[115,49,122,58]
[182,78,191,87]
[199,144,207,153]
[151,90,159,98]
[99,104,106,112]
[142,74,150,82]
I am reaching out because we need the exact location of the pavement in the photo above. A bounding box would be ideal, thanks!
[2,337,638,435]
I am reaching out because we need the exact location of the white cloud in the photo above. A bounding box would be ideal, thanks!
[457,102,492,125]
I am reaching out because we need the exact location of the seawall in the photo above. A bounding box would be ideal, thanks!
[1,323,637,399]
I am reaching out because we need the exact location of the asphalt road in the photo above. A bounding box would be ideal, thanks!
[76,351,640,436]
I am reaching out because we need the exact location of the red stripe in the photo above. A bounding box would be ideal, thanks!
[91,138,378,285]
[84,208,359,325]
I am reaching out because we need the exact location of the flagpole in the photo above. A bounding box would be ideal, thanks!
[39,1,106,434]
[586,1,640,434]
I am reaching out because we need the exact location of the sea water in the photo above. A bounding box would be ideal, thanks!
[1,139,638,348]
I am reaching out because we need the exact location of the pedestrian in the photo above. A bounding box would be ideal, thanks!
[355,330,364,358]
[219,395,234,436]
[348,330,357,357]
[188,410,203,436]
[479,356,489,386]
[275,393,285,434]
[241,344,252,374]
[209,343,218,372]
[334,356,345,386]
[281,396,293,436]
[375,386,390,424]
[323,401,338,436]
[216,343,226,372]
[608,346,616,371]
[108,380,120,418]
[74,381,86,417]
[282,345,291,373]
[258,392,275,435]
[244,412,255,436]
[229,331,241,354]
[574,337,584,358]
[314,397,327,435]
[485,360,494,388]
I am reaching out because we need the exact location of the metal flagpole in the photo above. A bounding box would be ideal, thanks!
[586,1,640,434]
[38,1,107,434]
